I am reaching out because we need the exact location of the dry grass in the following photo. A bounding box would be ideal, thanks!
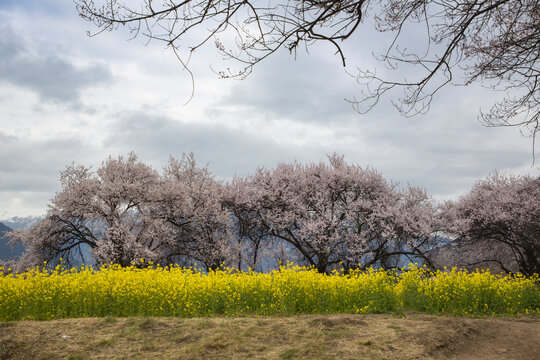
[0,314,538,359]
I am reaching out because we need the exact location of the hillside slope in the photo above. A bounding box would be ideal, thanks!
[0,314,538,360]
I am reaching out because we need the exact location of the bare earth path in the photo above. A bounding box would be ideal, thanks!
[1,314,538,359]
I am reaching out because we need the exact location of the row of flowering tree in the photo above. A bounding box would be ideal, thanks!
[225,155,441,274]
[6,153,539,275]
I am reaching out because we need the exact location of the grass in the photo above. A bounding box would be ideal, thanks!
[0,314,538,360]
[279,348,300,359]
[102,316,117,324]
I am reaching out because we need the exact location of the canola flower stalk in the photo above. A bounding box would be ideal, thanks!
[0,262,538,321]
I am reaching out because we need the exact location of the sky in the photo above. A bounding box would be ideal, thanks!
[0,0,537,218]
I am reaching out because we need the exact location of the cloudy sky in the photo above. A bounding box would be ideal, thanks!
[0,0,537,218]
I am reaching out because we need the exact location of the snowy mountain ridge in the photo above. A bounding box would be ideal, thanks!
[0,216,42,230]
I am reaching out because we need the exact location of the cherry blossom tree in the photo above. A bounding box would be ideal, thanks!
[156,153,235,271]
[226,154,440,273]
[354,184,441,271]
[8,153,170,268]
[223,177,277,272]
[8,152,237,270]
[443,173,540,276]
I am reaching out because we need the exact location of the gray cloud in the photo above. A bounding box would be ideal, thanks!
[0,128,105,216]
[0,130,98,192]
[210,52,357,124]
[206,50,533,198]
[103,105,534,201]
[0,26,112,106]
[0,0,536,219]
[328,96,533,198]
[103,112,311,178]
[0,103,533,218]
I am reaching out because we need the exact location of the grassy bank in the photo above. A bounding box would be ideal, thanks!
[1,314,539,360]
[0,263,538,321]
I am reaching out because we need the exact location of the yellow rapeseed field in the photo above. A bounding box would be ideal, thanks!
[0,262,538,321]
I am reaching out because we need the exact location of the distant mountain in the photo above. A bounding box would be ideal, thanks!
[0,222,24,261]
[0,216,42,230]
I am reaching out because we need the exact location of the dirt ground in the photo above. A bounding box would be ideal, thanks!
[0,313,538,359]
